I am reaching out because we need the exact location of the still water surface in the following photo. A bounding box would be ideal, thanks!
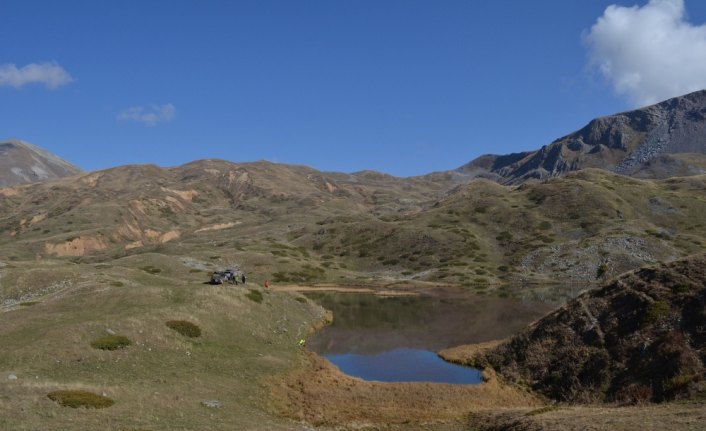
[305,289,554,384]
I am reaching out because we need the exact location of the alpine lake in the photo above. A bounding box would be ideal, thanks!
[304,285,572,384]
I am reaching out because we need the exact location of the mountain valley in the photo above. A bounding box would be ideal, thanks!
[3,91,706,430]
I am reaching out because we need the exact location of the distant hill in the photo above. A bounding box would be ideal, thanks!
[451,254,706,403]
[2,157,706,288]
[0,140,82,187]
[455,90,706,183]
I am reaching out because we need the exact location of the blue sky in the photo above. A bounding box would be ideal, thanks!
[3,0,706,177]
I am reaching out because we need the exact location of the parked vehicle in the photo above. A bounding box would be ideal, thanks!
[209,268,238,285]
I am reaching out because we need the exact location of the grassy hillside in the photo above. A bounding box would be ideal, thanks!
[2,163,706,292]
[0,255,325,430]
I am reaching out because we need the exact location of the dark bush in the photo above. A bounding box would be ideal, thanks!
[166,320,201,338]
[47,390,114,408]
[91,335,131,350]
[538,221,552,230]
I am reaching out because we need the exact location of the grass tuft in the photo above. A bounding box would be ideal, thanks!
[47,390,114,408]
[166,320,201,338]
[91,335,132,350]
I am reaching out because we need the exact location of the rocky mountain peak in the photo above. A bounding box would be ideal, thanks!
[0,140,83,187]
[456,89,706,184]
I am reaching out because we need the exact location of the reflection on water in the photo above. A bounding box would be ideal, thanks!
[306,290,554,355]
[327,348,482,384]
[305,289,555,383]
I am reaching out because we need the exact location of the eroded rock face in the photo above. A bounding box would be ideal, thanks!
[0,140,82,187]
[479,254,706,404]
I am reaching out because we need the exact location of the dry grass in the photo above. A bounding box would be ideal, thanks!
[267,352,543,427]
[468,402,706,431]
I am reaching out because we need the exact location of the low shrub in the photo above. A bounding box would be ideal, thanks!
[537,221,552,230]
[596,263,608,278]
[246,289,264,303]
[140,266,161,274]
[643,301,671,326]
[19,301,40,306]
[47,390,114,408]
[91,335,131,350]
[165,320,201,338]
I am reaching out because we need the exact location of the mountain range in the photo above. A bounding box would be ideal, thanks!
[5,90,706,190]
[2,90,706,287]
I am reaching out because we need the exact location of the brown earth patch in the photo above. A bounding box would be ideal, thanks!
[0,187,21,196]
[20,213,47,228]
[115,222,142,240]
[44,236,107,256]
[124,240,144,250]
[129,199,146,215]
[144,229,160,240]
[194,222,241,233]
[157,230,180,243]
[161,187,199,201]
[267,352,543,428]
[165,195,185,210]
[79,172,103,187]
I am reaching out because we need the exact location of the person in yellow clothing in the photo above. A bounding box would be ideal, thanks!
[298,338,306,348]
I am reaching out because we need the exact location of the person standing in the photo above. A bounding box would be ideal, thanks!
[241,274,246,285]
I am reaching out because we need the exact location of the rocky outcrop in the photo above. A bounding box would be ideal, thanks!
[473,254,706,404]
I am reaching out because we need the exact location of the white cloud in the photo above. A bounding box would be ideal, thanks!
[117,103,176,126]
[585,0,706,107]
[0,62,73,89]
